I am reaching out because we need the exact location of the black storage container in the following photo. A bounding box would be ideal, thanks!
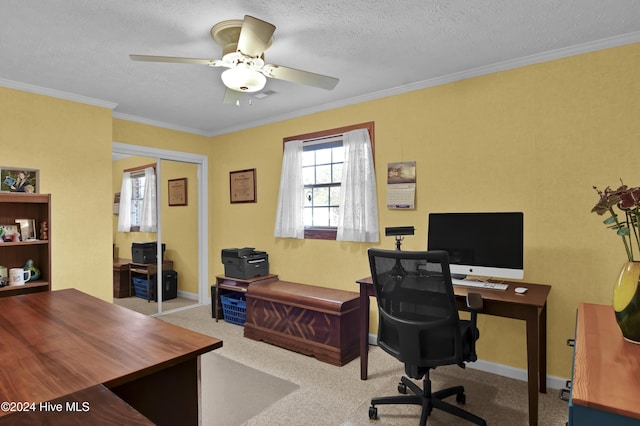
[160,270,178,301]
[132,242,166,264]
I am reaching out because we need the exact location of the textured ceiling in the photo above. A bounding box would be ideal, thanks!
[1,0,640,136]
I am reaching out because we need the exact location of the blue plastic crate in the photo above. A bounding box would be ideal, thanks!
[220,293,246,326]
[133,276,156,300]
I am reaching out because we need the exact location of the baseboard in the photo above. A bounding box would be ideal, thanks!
[367,333,567,390]
[177,290,198,301]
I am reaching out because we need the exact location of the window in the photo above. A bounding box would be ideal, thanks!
[278,122,376,240]
[303,141,343,229]
[129,171,146,231]
[117,164,157,233]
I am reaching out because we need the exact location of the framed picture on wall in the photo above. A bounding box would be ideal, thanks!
[168,178,188,206]
[0,167,39,193]
[229,168,256,203]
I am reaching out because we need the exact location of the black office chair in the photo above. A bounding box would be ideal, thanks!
[367,248,486,426]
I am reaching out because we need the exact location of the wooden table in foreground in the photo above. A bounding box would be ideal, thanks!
[356,276,551,426]
[0,289,222,425]
[569,303,640,424]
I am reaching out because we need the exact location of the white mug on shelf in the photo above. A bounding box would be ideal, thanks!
[9,268,31,286]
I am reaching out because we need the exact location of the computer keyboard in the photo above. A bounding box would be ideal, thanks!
[452,278,508,291]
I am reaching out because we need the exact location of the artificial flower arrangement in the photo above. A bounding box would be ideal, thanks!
[592,181,640,262]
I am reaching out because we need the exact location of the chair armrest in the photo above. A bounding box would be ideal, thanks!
[466,292,483,312]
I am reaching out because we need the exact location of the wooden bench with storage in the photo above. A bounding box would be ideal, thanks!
[244,280,360,366]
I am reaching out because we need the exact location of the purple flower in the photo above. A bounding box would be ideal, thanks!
[619,187,640,209]
[593,180,640,261]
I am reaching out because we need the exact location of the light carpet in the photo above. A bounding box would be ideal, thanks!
[113,295,198,315]
[202,353,299,426]
[155,304,568,425]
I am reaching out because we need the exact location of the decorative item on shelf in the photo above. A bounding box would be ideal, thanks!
[592,181,640,343]
[9,268,30,286]
[0,224,21,242]
[40,221,48,240]
[23,259,40,281]
[0,265,7,287]
[15,218,36,241]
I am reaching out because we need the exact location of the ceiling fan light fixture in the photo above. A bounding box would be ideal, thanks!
[221,66,266,92]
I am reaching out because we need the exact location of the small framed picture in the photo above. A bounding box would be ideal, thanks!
[168,178,187,206]
[0,168,39,193]
[0,223,21,242]
[15,219,36,241]
[229,168,256,203]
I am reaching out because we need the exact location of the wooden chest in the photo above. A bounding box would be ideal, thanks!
[244,280,360,366]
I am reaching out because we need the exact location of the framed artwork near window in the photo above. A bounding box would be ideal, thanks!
[0,167,39,193]
[230,168,256,203]
[168,178,187,206]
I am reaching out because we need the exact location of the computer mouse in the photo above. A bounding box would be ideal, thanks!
[515,287,528,294]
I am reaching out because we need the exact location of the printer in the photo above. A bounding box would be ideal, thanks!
[221,247,269,279]
[132,242,166,264]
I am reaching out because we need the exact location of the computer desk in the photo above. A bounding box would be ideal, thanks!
[356,276,551,426]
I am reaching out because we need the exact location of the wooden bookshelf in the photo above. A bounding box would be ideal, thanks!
[0,193,51,296]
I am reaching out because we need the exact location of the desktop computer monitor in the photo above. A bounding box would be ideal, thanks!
[427,212,524,280]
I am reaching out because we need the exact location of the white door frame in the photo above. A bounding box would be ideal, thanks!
[112,142,209,309]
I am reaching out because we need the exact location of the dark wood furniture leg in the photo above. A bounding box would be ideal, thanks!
[110,358,199,426]
[359,282,372,380]
[523,303,548,426]
[525,309,540,426]
[540,302,547,394]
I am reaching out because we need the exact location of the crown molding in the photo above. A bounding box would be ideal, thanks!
[111,112,210,137]
[0,77,118,109]
[3,31,639,138]
[208,31,640,137]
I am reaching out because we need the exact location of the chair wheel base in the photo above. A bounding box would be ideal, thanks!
[369,405,378,419]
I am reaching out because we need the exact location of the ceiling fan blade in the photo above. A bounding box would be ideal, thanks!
[129,54,222,66]
[223,87,245,105]
[237,15,275,58]
[262,64,339,90]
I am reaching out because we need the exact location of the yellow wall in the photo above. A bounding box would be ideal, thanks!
[208,42,640,379]
[112,156,199,294]
[160,159,199,294]
[0,87,114,300]
[2,42,638,381]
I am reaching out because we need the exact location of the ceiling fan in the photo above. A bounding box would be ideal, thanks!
[130,15,339,104]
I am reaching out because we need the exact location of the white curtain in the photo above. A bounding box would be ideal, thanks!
[337,129,379,242]
[274,140,304,238]
[117,172,132,232]
[140,167,157,232]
